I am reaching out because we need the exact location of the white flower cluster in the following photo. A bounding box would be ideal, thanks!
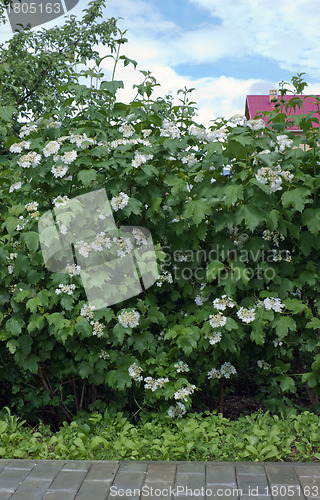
[69,133,95,148]
[17,151,41,168]
[113,236,133,258]
[262,230,285,247]
[207,128,229,142]
[55,283,76,295]
[119,124,135,138]
[16,215,26,231]
[66,264,81,277]
[19,123,37,138]
[271,249,291,262]
[118,309,140,328]
[195,294,205,306]
[99,350,109,360]
[80,304,96,319]
[263,297,284,313]
[237,307,256,323]
[194,174,204,183]
[174,361,190,373]
[209,312,227,328]
[174,383,196,401]
[213,295,235,311]
[160,120,181,139]
[167,402,186,418]
[90,320,104,337]
[142,129,152,138]
[257,360,270,370]
[229,114,247,126]
[273,338,283,347]
[51,164,69,178]
[9,182,22,193]
[132,152,153,169]
[208,362,237,380]
[274,134,293,152]
[156,271,173,287]
[111,192,130,211]
[128,363,143,381]
[10,141,30,153]
[75,233,112,258]
[25,202,39,212]
[144,377,169,391]
[181,153,197,167]
[246,119,265,131]
[132,228,148,246]
[205,330,222,345]
[43,140,60,157]
[53,196,70,207]
[60,151,77,164]
[255,165,293,192]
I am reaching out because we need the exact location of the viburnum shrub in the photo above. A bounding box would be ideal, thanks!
[1,15,320,421]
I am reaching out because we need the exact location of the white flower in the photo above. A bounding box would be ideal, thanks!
[194,174,204,183]
[132,228,148,246]
[80,304,96,319]
[8,265,14,274]
[9,141,30,153]
[111,192,130,211]
[213,295,235,311]
[51,164,69,178]
[55,283,76,295]
[47,120,62,128]
[118,310,140,328]
[132,152,153,168]
[19,123,37,138]
[69,133,95,148]
[142,129,152,138]
[263,297,284,313]
[174,361,190,373]
[17,152,41,168]
[61,151,77,164]
[99,350,109,360]
[144,377,169,391]
[25,202,39,212]
[257,360,270,370]
[281,170,294,182]
[9,182,22,193]
[113,236,133,258]
[160,120,181,139]
[189,125,207,140]
[209,312,227,328]
[53,195,69,207]
[273,338,283,347]
[90,320,104,337]
[246,119,265,131]
[119,124,135,138]
[205,330,222,345]
[174,384,196,401]
[181,153,197,167]
[128,363,143,381]
[229,114,247,126]
[156,271,173,287]
[195,295,205,306]
[255,165,283,192]
[66,264,81,276]
[237,307,256,323]
[75,240,91,258]
[276,135,293,152]
[43,140,60,157]
[207,368,221,380]
[220,362,237,378]
[167,402,186,418]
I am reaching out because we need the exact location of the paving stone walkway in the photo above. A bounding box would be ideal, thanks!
[0,460,319,500]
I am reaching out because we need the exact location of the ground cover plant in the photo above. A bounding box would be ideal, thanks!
[1,1,320,429]
[0,406,320,462]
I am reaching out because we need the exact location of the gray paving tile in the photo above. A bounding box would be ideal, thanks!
[62,461,91,471]
[47,469,88,491]
[175,472,205,490]
[145,463,176,483]
[294,465,320,478]
[236,474,269,495]
[236,463,266,475]
[0,467,32,493]
[24,461,63,481]
[240,497,271,500]
[5,461,35,470]
[85,462,119,481]
[0,461,10,473]
[109,470,146,491]
[0,490,14,500]
[206,464,236,486]
[177,463,205,474]
[141,483,174,499]
[43,491,76,500]
[75,479,110,500]
[299,477,320,497]
[118,462,147,472]
[266,465,300,485]
[10,479,53,500]
[206,484,241,499]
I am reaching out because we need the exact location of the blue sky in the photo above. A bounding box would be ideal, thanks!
[2,0,320,125]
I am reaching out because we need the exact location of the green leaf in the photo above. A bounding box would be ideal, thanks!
[301,208,320,234]
[21,231,40,253]
[281,188,310,212]
[306,317,320,330]
[6,318,24,336]
[77,169,97,187]
[26,297,41,314]
[235,204,262,231]
[75,316,91,337]
[277,374,295,392]
[206,260,225,282]
[223,184,244,208]
[272,316,296,339]
[250,323,265,345]
[100,80,124,95]
[27,314,45,333]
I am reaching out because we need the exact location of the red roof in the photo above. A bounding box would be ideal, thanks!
[245,94,320,130]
